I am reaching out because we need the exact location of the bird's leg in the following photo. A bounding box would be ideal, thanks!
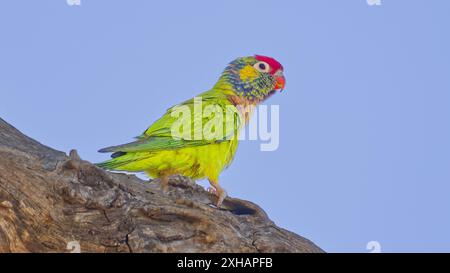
[208,179,227,208]
[160,176,169,193]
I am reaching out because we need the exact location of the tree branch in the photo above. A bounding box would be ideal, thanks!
[0,118,323,253]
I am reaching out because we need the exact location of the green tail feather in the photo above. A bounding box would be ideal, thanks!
[95,151,152,171]
[96,152,134,170]
[95,158,129,170]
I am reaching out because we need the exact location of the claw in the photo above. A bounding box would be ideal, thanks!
[160,176,169,193]
[207,180,227,208]
[216,188,227,208]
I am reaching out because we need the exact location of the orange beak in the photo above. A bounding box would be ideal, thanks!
[275,74,286,91]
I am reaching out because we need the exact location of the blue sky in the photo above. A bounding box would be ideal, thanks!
[1,0,449,252]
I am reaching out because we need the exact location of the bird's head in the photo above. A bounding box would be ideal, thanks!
[217,55,285,103]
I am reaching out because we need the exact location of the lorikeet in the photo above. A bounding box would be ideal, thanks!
[97,55,285,207]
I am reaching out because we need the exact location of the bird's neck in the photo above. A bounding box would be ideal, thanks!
[212,69,276,124]
[210,81,257,124]
[226,94,258,124]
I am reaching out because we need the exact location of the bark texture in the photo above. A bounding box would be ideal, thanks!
[0,118,323,253]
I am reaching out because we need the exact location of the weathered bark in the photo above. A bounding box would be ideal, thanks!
[0,118,323,253]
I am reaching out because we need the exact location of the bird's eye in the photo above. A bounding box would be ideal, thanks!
[254,61,270,73]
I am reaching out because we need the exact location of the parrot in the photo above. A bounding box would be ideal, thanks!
[96,55,285,207]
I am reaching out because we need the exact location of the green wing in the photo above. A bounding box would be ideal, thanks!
[99,91,242,153]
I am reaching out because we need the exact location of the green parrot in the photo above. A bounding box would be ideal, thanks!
[97,55,285,207]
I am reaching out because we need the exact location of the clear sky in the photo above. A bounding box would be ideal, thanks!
[1,0,449,252]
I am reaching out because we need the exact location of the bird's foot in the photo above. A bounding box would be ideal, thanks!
[159,177,169,193]
[207,187,216,195]
[216,189,227,208]
[207,186,227,208]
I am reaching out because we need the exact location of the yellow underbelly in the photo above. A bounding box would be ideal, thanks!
[119,140,238,181]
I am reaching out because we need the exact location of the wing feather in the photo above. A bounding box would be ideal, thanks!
[98,91,242,154]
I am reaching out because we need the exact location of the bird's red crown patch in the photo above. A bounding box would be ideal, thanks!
[255,55,284,74]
